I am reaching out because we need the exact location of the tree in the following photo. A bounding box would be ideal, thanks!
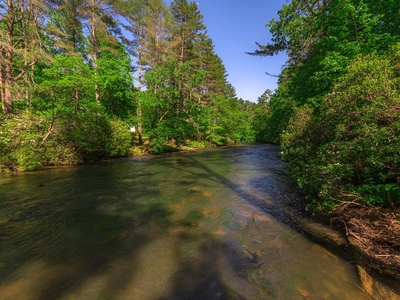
[224,83,237,101]
[281,45,400,210]
[251,0,400,143]
[46,0,86,54]
[140,59,206,152]
[250,0,400,211]
[169,0,206,64]
[82,0,120,104]
[36,54,95,120]
[255,0,399,103]
[203,48,228,98]
[0,0,48,114]
[140,0,172,69]
[257,89,274,104]
[97,40,135,119]
[206,96,248,145]
[248,0,329,66]
[119,0,147,144]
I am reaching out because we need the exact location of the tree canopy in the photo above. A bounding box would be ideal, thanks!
[0,0,256,171]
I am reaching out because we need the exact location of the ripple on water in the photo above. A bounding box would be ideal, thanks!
[0,144,387,299]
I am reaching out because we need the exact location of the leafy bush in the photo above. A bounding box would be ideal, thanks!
[0,109,133,171]
[187,140,207,149]
[105,119,133,157]
[0,112,44,171]
[281,46,400,211]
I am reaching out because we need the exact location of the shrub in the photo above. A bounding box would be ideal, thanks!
[281,46,400,211]
[0,112,44,171]
[105,119,133,157]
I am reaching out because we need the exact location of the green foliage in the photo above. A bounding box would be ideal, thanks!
[67,112,110,159]
[0,112,81,171]
[356,184,400,207]
[136,56,254,152]
[170,0,206,63]
[97,42,135,120]
[140,59,206,152]
[0,53,135,171]
[286,0,392,108]
[1,0,246,170]
[206,96,245,145]
[105,119,133,157]
[252,104,270,142]
[187,140,207,149]
[281,47,400,211]
[34,54,95,114]
[15,146,43,172]
[0,113,43,171]
[236,99,257,142]
[251,0,400,211]
[0,111,133,171]
[255,84,295,144]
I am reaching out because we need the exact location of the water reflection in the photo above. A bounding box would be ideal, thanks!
[0,144,378,299]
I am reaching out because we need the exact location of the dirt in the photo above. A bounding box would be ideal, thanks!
[332,205,400,290]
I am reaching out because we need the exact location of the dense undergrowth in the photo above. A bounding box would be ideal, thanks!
[280,45,400,212]
[0,111,132,172]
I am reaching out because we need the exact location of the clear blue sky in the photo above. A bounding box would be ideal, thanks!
[166,0,288,102]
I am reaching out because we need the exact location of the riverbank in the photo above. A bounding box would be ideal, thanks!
[280,195,400,298]
[131,139,212,156]
[336,206,400,287]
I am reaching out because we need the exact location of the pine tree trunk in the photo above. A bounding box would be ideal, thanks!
[2,0,15,114]
[3,54,14,114]
[91,0,100,105]
[0,61,6,113]
[137,61,143,145]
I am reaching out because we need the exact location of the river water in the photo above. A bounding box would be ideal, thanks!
[0,144,378,299]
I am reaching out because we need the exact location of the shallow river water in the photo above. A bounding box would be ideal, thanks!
[0,144,379,299]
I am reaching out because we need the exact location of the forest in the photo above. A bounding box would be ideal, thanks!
[1,0,399,213]
[0,0,263,172]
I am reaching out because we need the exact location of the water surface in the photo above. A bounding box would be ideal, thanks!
[0,144,375,299]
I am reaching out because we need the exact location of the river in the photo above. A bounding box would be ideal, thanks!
[0,144,381,299]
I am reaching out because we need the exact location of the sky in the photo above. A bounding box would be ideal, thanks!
[166,0,288,102]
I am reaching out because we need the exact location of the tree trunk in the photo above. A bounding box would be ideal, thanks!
[2,0,15,114]
[137,59,143,145]
[0,61,7,113]
[90,0,100,105]
[1,0,41,114]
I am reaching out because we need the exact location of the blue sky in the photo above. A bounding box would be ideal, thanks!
[166,0,288,102]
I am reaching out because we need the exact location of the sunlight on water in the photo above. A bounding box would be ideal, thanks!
[0,144,389,299]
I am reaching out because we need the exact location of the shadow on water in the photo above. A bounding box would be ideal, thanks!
[0,144,376,299]
[146,145,301,299]
[0,161,175,299]
[0,146,284,299]
[165,235,257,300]
[146,145,374,299]
[158,144,300,222]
